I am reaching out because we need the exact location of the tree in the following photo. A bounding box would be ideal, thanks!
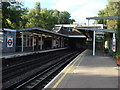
[40,9,73,30]
[2,1,75,30]
[105,2,120,56]
[97,1,120,58]
[34,2,41,14]
[40,8,55,30]
[97,9,107,24]
[2,2,11,28]
[2,2,28,29]
[59,11,73,24]
[117,19,120,58]
[51,9,60,24]
[115,2,120,58]
[25,2,41,28]
[25,2,75,30]
[97,2,120,29]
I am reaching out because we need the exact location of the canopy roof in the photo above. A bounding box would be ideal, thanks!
[76,27,116,33]
[76,27,116,38]
[2,28,68,37]
[86,16,120,20]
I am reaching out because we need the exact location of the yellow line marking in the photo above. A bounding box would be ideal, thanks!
[51,53,84,90]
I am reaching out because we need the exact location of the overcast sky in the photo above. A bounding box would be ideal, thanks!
[23,0,108,24]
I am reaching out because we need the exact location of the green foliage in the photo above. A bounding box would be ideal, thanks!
[116,53,120,59]
[116,19,120,57]
[34,2,41,14]
[2,2,11,28]
[25,8,41,28]
[2,2,28,29]
[25,2,75,30]
[97,9,107,24]
[97,2,120,58]
[106,2,120,29]
[97,2,120,29]
[2,1,75,30]
[39,9,55,30]
[59,11,71,24]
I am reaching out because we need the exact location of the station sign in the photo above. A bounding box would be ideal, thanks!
[7,37,13,47]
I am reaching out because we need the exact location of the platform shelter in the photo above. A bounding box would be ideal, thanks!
[1,28,68,53]
[76,27,116,56]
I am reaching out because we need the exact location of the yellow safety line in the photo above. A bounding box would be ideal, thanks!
[51,54,82,90]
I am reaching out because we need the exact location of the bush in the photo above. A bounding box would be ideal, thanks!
[116,54,120,59]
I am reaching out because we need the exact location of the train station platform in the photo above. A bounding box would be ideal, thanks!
[44,49,119,90]
[1,48,68,59]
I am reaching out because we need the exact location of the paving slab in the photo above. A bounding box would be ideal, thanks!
[44,50,119,89]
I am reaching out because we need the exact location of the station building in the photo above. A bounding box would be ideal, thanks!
[0,23,116,56]
[53,24,116,55]
[53,24,107,49]
[53,24,87,49]
[0,28,68,53]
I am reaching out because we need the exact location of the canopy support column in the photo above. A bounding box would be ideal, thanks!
[40,34,42,50]
[93,31,96,56]
[21,32,24,52]
[51,36,54,49]
[33,35,34,51]
[112,33,116,52]
[88,19,90,26]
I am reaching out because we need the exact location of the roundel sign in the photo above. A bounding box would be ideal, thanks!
[7,37,13,47]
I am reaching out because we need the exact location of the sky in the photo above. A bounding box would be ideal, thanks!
[23,0,108,24]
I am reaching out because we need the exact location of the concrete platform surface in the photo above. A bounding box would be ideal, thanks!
[1,48,67,59]
[44,50,119,89]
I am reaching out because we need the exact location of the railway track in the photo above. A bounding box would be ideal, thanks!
[3,50,68,82]
[3,50,66,68]
[2,49,84,90]
[14,52,79,90]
